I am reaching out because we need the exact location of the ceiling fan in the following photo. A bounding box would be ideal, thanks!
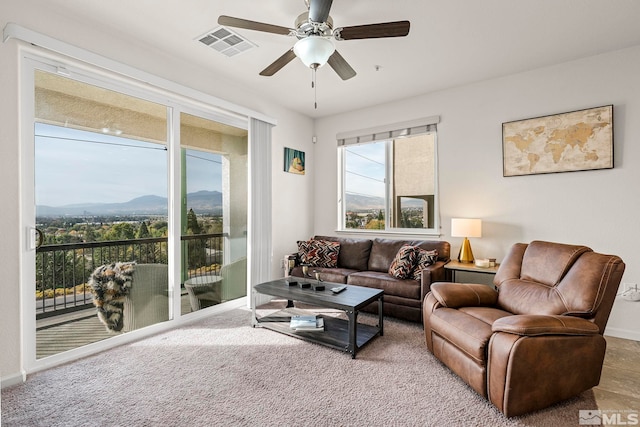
[218,0,411,81]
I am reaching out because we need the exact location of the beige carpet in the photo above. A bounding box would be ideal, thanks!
[2,306,595,426]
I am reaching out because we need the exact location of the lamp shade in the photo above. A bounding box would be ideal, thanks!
[293,36,335,68]
[451,218,482,238]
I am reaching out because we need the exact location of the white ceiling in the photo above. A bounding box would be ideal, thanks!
[37,0,640,118]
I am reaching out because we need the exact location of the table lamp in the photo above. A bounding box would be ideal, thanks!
[451,218,482,263]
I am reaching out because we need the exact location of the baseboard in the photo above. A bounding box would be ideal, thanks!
[254,294,274,307]
[604,326,640,342]
[1,371,26,389]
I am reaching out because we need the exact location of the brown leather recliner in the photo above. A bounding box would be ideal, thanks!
[423,240,625,417]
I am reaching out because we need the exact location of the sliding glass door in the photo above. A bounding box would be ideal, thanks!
[33,70,170,358]
[26,60,251,364]
[180,113,247,315]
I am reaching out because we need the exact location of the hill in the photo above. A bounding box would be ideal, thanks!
[344,193,423,211]
[37,191,222,216]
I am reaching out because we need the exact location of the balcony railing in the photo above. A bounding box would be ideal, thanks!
[36,233,225,319]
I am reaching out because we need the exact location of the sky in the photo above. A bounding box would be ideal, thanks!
[35,123,221,206]
[35,122,381,207]
[344,141,386,199]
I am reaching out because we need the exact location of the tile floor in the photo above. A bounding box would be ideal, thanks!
[594,336,640,411]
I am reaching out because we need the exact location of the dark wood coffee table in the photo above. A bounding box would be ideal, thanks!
[252,278,384,358]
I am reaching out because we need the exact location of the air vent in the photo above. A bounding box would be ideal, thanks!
[197,26,257,57]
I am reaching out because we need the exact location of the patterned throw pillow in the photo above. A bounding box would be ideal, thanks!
[388,245,419,279]
[298,239,341,268]
[412,249,439,281]
[297,239,314,263]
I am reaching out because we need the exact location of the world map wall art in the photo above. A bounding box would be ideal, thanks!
[502,105,613,177]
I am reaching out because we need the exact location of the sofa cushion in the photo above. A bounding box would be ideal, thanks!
[313,235,372,271]
[297,239,340,268]
[411,248,438,281]
[520,240,590,287]
[388,244,419,279]
[348,271,421,300]
[290,266,356,284]
[368,239,412,272]
[368,238,451,272]
[413,240,451,262]
[429,307,507,364]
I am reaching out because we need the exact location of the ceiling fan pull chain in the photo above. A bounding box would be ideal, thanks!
[313,67,318,109]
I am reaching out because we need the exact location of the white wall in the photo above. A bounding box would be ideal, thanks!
[0,39,22,386]
[271,126,317,277]
[314,45,640,341]
[0,0,315,385]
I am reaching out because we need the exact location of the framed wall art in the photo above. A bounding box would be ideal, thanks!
[502,105,613,177]
[284,147,305,175]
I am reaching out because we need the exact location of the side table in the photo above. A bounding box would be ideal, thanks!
[184,275,223,311]
[444,260,499,284]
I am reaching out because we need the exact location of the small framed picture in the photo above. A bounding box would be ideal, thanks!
[284,147,305,175]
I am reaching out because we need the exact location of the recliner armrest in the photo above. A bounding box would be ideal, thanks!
[430,282,498,308]
[492,314,600,336]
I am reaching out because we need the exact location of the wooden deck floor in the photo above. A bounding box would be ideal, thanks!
[36,293,193,359]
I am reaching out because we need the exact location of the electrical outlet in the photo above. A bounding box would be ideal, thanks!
[280,259,285,268]
[622,283,640,302]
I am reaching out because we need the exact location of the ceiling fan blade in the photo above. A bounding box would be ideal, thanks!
[218,15,292,36]
[327,50,356,81]
[308,0,333,23]
[335,21,410,40]
[259,49,297,76]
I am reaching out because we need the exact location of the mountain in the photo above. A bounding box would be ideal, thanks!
[37,191,223,216]
[345,193,385,211]
[345,193,424,211]
[186,190,223,214]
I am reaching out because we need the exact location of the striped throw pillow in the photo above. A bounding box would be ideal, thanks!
[388,245,419,279]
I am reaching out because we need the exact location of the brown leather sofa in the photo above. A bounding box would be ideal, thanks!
[289,235,451,322]
[423,240,625,417]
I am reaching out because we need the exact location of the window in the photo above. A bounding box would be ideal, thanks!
[338,119,439,234]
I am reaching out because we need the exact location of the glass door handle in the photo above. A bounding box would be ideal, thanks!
[30,227,44,250]
[35,228,44,248]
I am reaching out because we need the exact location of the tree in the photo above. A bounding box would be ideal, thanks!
[371,210,385,229]
[149,220,168,237]
[186,208,202,235]
[365,219,384,230]
[186,208,206,269]
[137,221,151,238]
[84,227,97,242]
[103,222,135,241]
[135,221,157,262]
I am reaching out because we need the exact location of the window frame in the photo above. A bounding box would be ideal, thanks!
[337,122,440,236]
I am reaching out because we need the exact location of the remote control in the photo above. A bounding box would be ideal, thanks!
[331,286,347,294]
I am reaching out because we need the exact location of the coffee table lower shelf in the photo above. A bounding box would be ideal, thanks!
[255,309,381,358]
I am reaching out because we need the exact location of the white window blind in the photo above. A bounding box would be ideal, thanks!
[336,116,439,146]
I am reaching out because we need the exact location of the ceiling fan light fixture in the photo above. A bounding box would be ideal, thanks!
[293,36,335,68]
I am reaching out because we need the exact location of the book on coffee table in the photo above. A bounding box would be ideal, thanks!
[290,315,324,331]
